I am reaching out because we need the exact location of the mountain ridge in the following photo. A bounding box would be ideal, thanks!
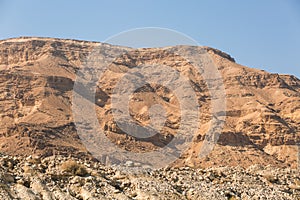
[0,37,299,169]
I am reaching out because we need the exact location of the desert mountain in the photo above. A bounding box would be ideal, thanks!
[0,37,299,169]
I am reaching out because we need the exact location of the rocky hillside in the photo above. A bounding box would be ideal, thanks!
[0,37,299,170]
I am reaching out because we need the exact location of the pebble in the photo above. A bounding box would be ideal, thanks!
[0,154,298,199]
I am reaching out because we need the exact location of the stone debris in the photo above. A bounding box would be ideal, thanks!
[0,154,299,200]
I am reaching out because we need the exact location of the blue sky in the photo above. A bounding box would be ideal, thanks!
[0,0,299,78]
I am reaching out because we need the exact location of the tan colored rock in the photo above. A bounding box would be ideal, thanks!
[14,184,40,200]
[30,177,54,200]
[0,173,15,184]
[0,37,298,170]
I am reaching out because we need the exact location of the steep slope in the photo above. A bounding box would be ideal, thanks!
[0,37,299,168]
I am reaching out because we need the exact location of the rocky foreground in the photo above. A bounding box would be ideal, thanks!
[0,154,299,200]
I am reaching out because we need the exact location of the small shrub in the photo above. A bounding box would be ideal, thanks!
[262,173,278,183]
[60,160,89,177]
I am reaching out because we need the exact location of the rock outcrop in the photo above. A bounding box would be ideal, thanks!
[0,37,299,170]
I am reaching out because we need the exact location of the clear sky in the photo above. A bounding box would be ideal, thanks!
[0,0,299,78]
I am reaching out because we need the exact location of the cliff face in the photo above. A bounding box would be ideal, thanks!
[0,37,299,168]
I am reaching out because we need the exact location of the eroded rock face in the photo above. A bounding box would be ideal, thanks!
[0,37,299,169]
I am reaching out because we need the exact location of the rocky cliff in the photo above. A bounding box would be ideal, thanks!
[0,37,299,169]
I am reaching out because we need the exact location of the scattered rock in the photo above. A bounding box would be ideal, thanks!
[0,154,298,199]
